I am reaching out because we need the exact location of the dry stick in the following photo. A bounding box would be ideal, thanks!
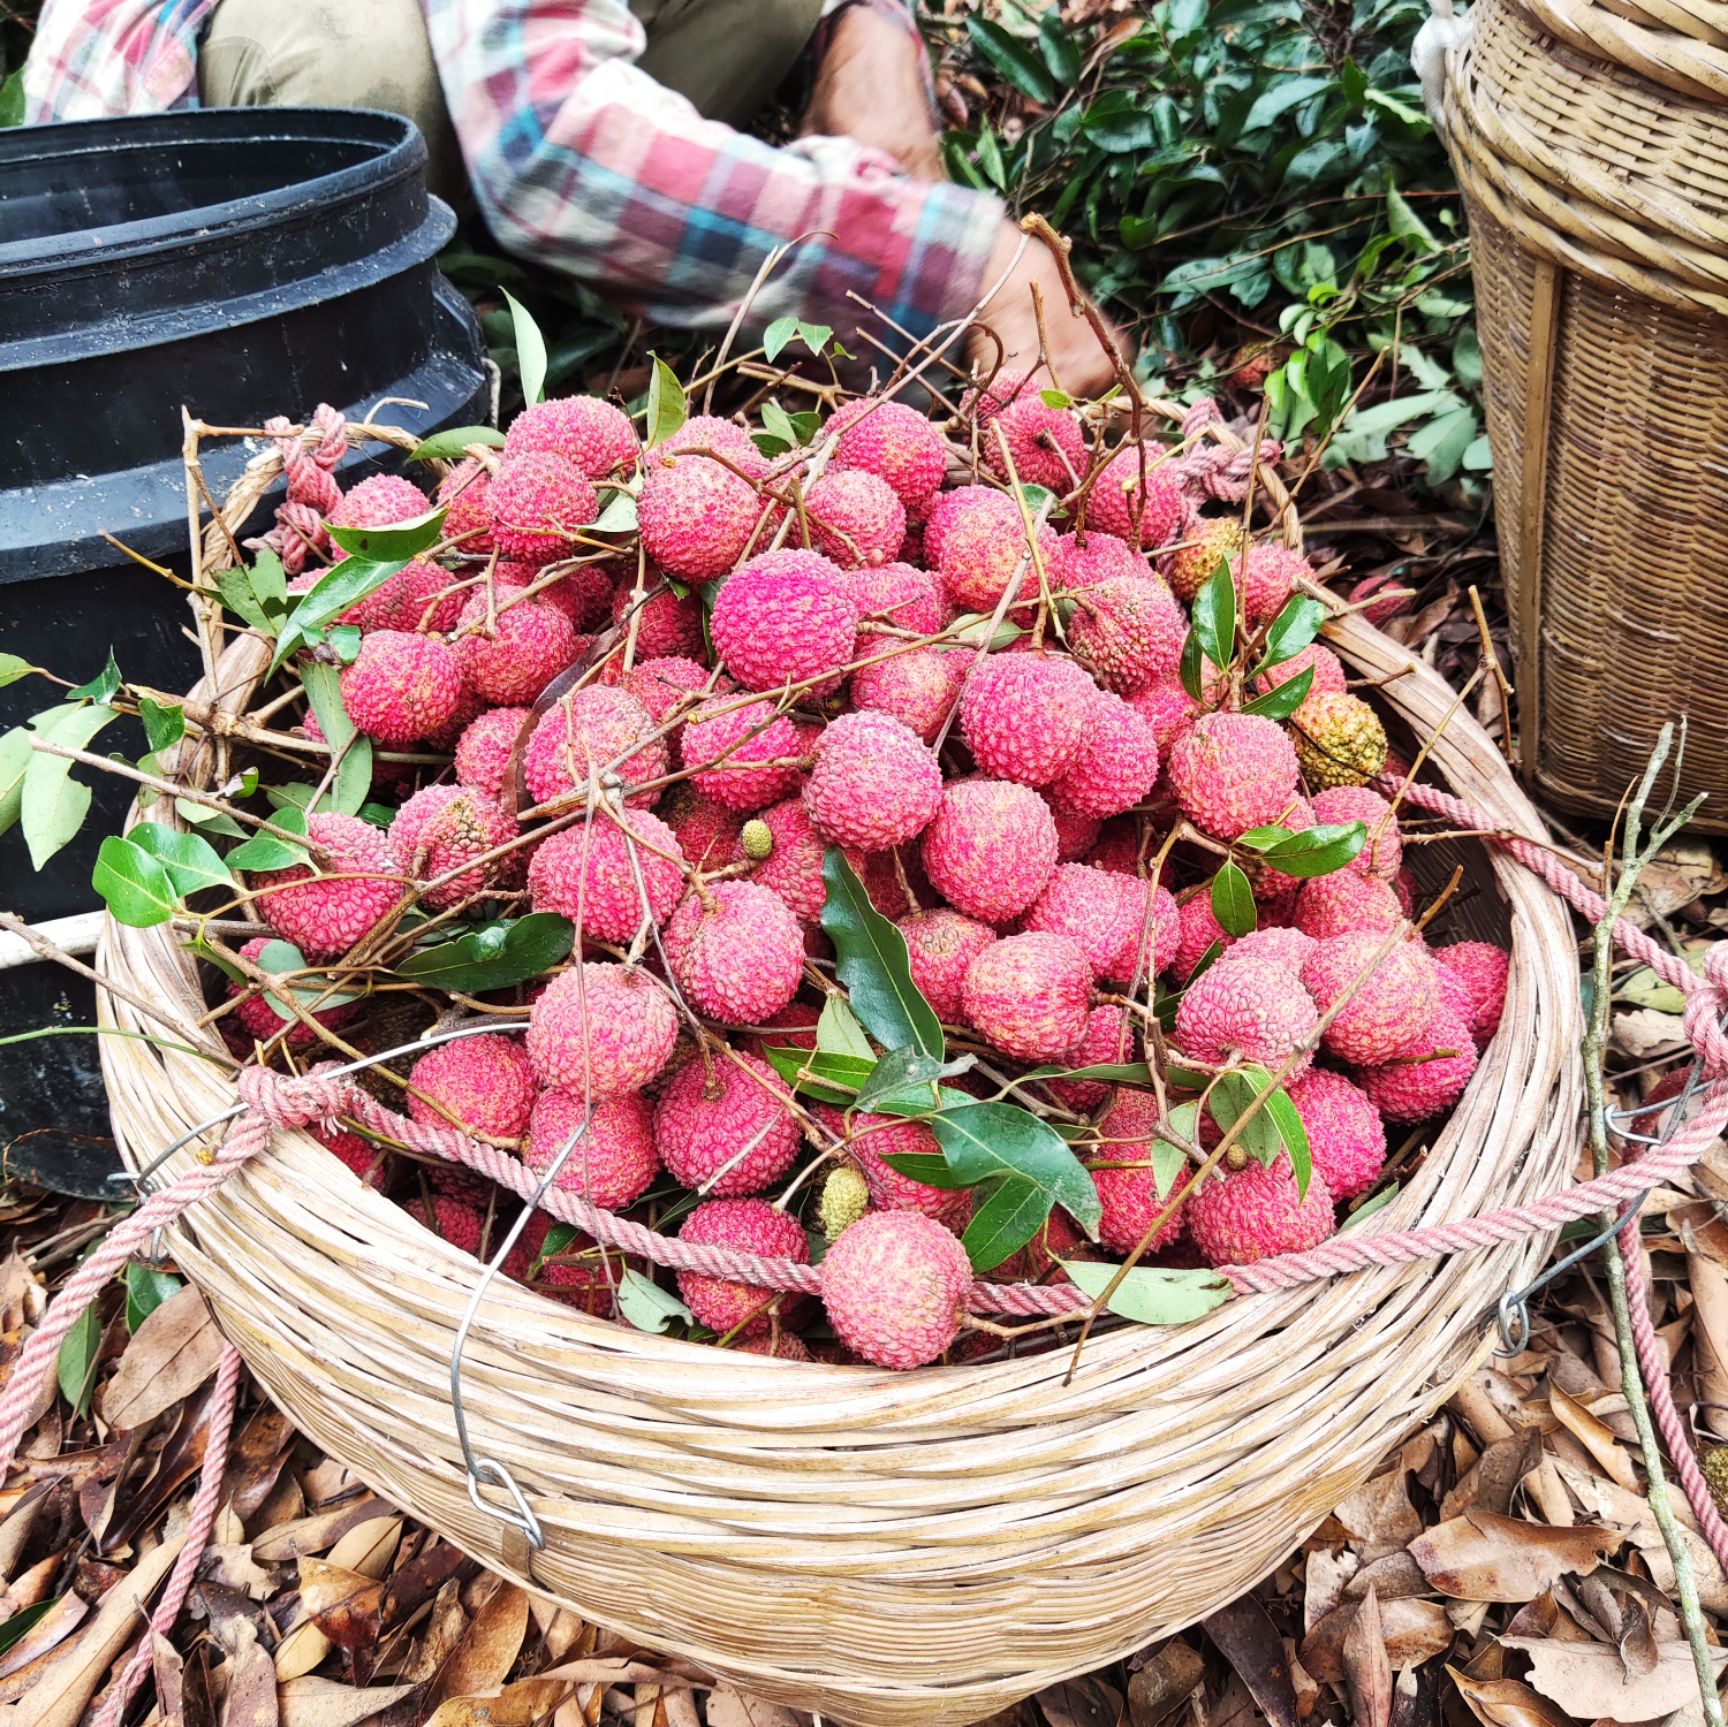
[1581,734,1723,1727]
[1467,582,1516,763]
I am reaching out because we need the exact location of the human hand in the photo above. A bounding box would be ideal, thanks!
[803,4,946,183]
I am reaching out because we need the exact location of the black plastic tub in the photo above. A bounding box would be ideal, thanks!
[0,108,491,1169]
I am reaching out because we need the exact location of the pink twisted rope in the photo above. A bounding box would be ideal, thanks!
[1162,398,1286,505]
[244,405,348,576]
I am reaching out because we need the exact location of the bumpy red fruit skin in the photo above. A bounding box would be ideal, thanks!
[898,908,995,1023]
[807,469,907,569]
[619,655,709,727]
[664,881,804,1025]
[1254,641,1347,702]
[959,653,1093,786]
[1067,575,1186,694]
[391,783,518,910]
[1175,955,1319,1078]
[665,414,761,465]
[1091,1088,1185,1253]
[404,1196,485,1257]
[680,696,804,812]
[227,936,356,1048]
[1310,785,1402,879]
[329,557,458,634]
[1051,804,1102,863]
[818,1109,969,1225]
[1433,942,1510,1050]
[526,1087,659,1209]
[962,931,1092,1061]
[1046,689,1159,820]
[527,808,686,940]
[1358,1004,1479,1122]
[710,551,859,693]
[675,1199,809,1337]
[1051,530,1145,592]
[1162,517,1244,605]
[454,706,530,800]
[731,797,827,921]
[1127,674,1201,754]
[1049,1003,1133,1110]
[456,590,581,704]
[487,453,598,565]
[930,486,1057,612]
[437,459,494,556]
[1086,445,1187,550]
[1239,543,1312,624]
[503,395,639,480]
[1168,712,1302,840]
[982,395,1088,490]
[253,812,403,962]
[315,1124,392,1187]
[1187,1157,1335,1267]
[526,963,678,1095]
[846,563,944,635]
[921,779,1058,923]
[1218,925,1317,975]
[408,1033,536,1141]
[1172,889,1232,981]
[654,1051,800,1196]
[804,710,943,850]
[1301,931,1436,1066]
[523,686,667,809]
[850,648,968,744]
[1294,872,1402,940]
[328,473,428,546]
[612,580,705,660]
[820,1210,972,1370]
[829,399,949,513]
[1284,1069,1386,1200]
[339,630,465,747]
[658,784,744,870]
[1022,864,1143,982]
[638,453,762,581]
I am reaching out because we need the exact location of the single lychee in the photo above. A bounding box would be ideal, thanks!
[654,1050,800,1196]
[1358,1002,1479,1122]
[1051,803,1102,863]
[1021,864,1145,983]
[1174,955,1318,1077]
[252,811,404,962]
[526,963,678,1094]
[226,936,356,1048]
[676,1198,809,1337]
[1310,785,1402,879]
[1294,871,1403,940]
[454,706,530,800]
[638,451,763,581]
[1292,690,1388,790]
[391,782,518,909]
[962,931,1092,1061]
[1067,575,1186,694]
[1048,1003,1134,1110]
[1085,819,1143,876]
[1217,925,1317,975]
[820,1165,872,1240]
[1301,930,1437,1066]
[1090,1088,1186,1253]
[618,655,711,731]
[1046,689,1159,819]
[820,1210,972,1370]
[898,908,996,1023]
[665,881,804,1025]
[315,1123,392,1187]
[1253,641,1348,702]
[804,710,943,851]
[503,395,639,480]
[522,685,668,809]
[657,783,744,869]
[527,807,686,940]
[404,1195,486,1257]
[930,486,1056,613]
[339,629,466,747]
[612,580,705,660]
[526,1087,659,1209]
[1433,941,1510,1050]
[436,459,494,556]
[845,563,944,636]
[1238,543,1312,625]
[1283,1069,1386,1200]
[681,695,805,812]
[1050,530,1146,592]
[982,394,1087,490]
[408,1033,536,1142]
[1187,1156,1335,1266]
[1163,516,1245,604]
[920,778,1059,923]
[814,1111,963,1228]
[806,469,907,569]
[850,647,969,744]
[711,550,859,693]
[327,473,428,549]
[664,415,761,466]
[958,653,1094,786]
[731,797,825,921]
[1172,888,1233,981]
[456,589,582,704]
[487,453,598,565]
[828,399,949,513]
[1168,712,1302,840]
[1085,445,1186,550]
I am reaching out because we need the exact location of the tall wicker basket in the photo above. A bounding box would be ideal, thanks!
[1443,0,1728,830]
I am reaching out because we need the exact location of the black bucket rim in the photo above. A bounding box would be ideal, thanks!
[0,106,429,275]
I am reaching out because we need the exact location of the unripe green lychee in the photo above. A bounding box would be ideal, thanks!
[1705,1446,1728,1516]
[1291,691,1389,790]
[820,1165,871,1241]
[741,818,774,862]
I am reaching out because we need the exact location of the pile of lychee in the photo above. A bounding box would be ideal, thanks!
[222,370,1510,1371]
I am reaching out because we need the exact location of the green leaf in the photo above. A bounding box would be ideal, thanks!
[820,850,943,1061]
[216,565,272,633]
[503,288,549,406]
[1025,1060,1156,1087]
[21,703,119,869]
[249,547,288,612]
[1253,596,1329,674]
[176,799,247,840]
[615,1268,694,1334]
[763,1044,876,1107]
[323,507,446,564]
[1208,1066,1307,1173]
[1178,627,1207,703]
[1258,821,1367,878]
[962,1176,1054,1272]
[530,1222,580,1275]
[92,836,177,928]
[932,1101,1101,1235]
[645,355,688,450]
[949,613,1024,652]
[1619,966,1690,1014]
[138,697,185,758]
[300,661,372,816]
[1040,388,1073,410]
[124,1264,183,1333]
[57,1304,101,1417]
[248,939,361,1023]
[788,410,822,444]
[762,317,799,364]
[409,425,506,462]
[795,322,832,356]
[1191,560,1238,670]
[0,1601,55,1661]
[327,624,363,665]
[67,651,120,704]
[1264,1084,1312,1195]
[1340,1182,1400,1232]
[127,824,236,896]
[227,804,309,871]
[1056,1260,1232,1325]
[396,913,574,992]
[1243,75,1334,133]
[0,653,42,690]
[1241,664,1313,720]
[1210,862,1257,938]
[0,67,26,130]
[854,1046,943,1115]
[0,727,31,836]
[1038,12,1082,84]
[966,17,1058,103]
[593,490,639,533]
[761,401,800,450]
[816,995,876,1062]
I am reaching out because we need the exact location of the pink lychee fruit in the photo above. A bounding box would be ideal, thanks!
[327,473,428,549]
[654,1050,800,1196]
[522,685,668,809]
[487,452,598,565]
[1294,871,1403,940]
[436,458,493,556]
[1085,444,1186,550]
[1085,819,1143,876]
[804,710,943,851]
[1237,543,1312,624]
[525,963,678,1095]
[664,881,804,1025]
[339,629,465,748]
[1253,641,1348,702]
[921,778,1059,923]
[1051,803,1102,863]
[1050,529,1146,592]
[612,579,705,660]
[711,550,859,693]
[1091,1088,1186,1253]
[731,797,827,922]
[618,655,711,730]
[1066,575,1186,694]
[456,589,582,704]
[1187,1155,1335,1266]
[1021,864,1146,983]
[315,1124,392,1187]
[407,1032,536,1142]
[526,1087,659,1209]
[658,783,744,869]
[1301,931,1437,1066]
[981,394,1087,491]
[1310,785,1402,879]
[962,931,1092,1061]
[1048,1003,1135,1110]
[1433,942,1510,1050]
[503,395,639,480]
[929,486,1057,613]
[820,1210,972,1370]
[226,936,356,1048]
[1174,955,1319,1076]
[828,399,949,514]
[958,652,1094,786]
[391,782,518,910]
[1283,1069,1387,1200]
[898,908,996,1023]
[680,696,804,812]
[845,563,944,636]
[527,807,686,940]
[1217,925,1317,974]
[676,1198,809,1337]
[664,414,760,466]
[806,469,907,569]
[1172,888,1232,982]
[252,812,403,962]
[1046,688,1159,819]
[637,451,763,581]
[850,647,969,744]
[404,1195,485,1256]
[1168,712,1302,840]
[819,1109,969,1227]
[1127,674,1202,754]
[1357,1002,1479,1122]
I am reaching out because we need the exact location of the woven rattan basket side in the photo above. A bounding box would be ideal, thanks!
[94,614,1583,1727]
[1445,0,1728,828]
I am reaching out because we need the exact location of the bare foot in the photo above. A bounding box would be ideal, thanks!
[803,4,946,182]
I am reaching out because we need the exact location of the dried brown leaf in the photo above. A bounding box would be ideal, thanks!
[252,1499,394,1565]
[154,1632,187,1727]
[1037,1674,1125,1727]
[1343,1587,1392,1727]
[1127,1641,1205,1727]
[1446,1669,1574,1727]
[100,1284,223,1431]
[1547,1387,1636,1492]
[422,1678,578,1727]
[275,1518,401,1683]
[1499,1635,1727,1723]
[429,1581,529,1706]
[0,1590,86,1679]
[277,1677,417,1727]
[1408,1510,1621,1601]
[1204,1594,1298,1727]
[1301,1598,1453,1683]
[706,1689,813,1727]
[1335,1470,1424,1560]
[224,1623,281,1727]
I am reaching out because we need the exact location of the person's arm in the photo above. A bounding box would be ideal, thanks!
[422,0,1005,342]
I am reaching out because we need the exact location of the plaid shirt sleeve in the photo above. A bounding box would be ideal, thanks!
[423,0,1005,343]
[23,0,215,122]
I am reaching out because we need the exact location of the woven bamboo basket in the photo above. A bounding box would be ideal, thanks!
[1442,0,1728,829]
[94,418,1583,1726]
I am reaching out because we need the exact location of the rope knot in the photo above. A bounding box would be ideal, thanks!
[236,1064,355,1134]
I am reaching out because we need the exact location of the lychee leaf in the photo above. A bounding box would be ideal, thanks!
[820,849,944,1061]
[21,702,120,869]
[931,1101,1101,1236]
[1339,1182,1399,1232]
[1024,1060,1156,1086]
[763,1044,873,1106]
[591,489,638,534]
[531,1222,580,1273]
[300,661,373,817]
[1208,1066,1312,1194]
[761,401,800,450]
[966,16,1058,103]
[1210,861,1257,937]
[124,1264,183,1334]
[395,912,573,992]
[1178,627,1206,702]
[324,508,447,564]
[854,1046,943,1114]
[138,698,185,758]
[0,727,32,837]
[92,836,176,928]
[878,1151,970,1189]
[950,614,1024,651]
[615,1269,694,1335]
[1235,825,1294,851]
[762,317,799,364]
[816,995,875,1062]
[1191,560,1237,669]
[1253,595,1328,674]
[1240,664,1312,721]
[1257,820,1365,878]
[1056,1261,1232,1326]
[127,824,235,896]
[56,1305,100,1419]
[408,425,506,462]
[68,650,121,704]
[962,1175,1053,1272]
[228,802,308,871]
[644,355,688,450]
[503,288,548,406]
